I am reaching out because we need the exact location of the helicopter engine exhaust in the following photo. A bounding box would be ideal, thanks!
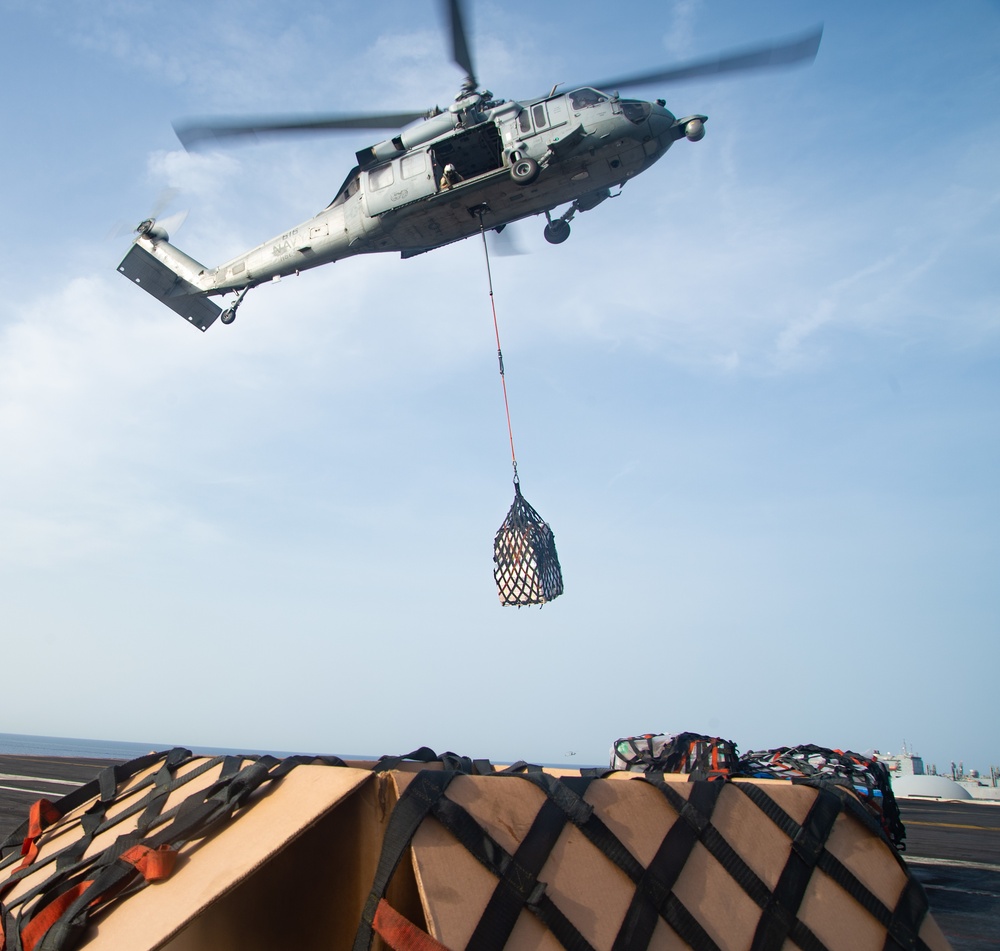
[684,118,705,142]
[357,111,459,167]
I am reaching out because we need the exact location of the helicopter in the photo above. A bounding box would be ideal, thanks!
[117,1,821,331]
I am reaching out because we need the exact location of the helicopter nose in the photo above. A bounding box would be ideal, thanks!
[648,110,674,136]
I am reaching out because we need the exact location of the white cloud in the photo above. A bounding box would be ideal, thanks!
[1,0,998,768]
[663,0,700,59]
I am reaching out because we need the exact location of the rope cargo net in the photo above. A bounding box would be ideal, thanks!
[493,484,564,605]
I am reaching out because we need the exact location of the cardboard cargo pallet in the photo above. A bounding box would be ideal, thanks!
[0,749,951,951]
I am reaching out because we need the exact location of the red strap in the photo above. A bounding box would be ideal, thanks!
[17,799,62,869]
[20,881,93,951]
[0,797,66,951]
[120,844,177,882]
[373,898,451,951]
[26,800,62,843]
[14,845,177,951]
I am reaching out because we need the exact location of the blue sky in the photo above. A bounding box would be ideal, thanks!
[1,1,997,773]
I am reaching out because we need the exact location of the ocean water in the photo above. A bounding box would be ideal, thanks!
[0,732,305,760]
[0,734,579,768]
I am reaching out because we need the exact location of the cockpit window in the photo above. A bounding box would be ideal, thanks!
[327,166,361,208]
[569,87,609,110]
[621,100,651,124]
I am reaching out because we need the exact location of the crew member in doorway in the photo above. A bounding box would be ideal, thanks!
[440,163,463,190]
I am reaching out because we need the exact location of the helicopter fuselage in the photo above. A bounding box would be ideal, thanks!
[119,87,705,330]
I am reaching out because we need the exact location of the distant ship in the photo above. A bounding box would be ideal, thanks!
[875,741,1000,802]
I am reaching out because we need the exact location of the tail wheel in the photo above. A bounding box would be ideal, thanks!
[510,157,539,186]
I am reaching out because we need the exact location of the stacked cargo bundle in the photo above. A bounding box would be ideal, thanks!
[610,732,739,781]
[0,745,948,951]
[737,744,907,849]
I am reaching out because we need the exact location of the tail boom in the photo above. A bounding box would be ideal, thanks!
[118,237,222,332]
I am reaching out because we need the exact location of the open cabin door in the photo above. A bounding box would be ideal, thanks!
[362,149,436,217]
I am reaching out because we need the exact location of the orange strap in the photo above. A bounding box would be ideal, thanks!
[20,881,93,951]
[16,845,177,951]
[119,844,177,882]
[18,799,62,869]
[0,799,64,948]
[372,898,451,951]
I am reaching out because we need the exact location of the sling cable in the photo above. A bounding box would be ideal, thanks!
[475,208,563,606]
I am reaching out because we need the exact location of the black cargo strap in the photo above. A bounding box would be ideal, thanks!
[610,779,723,951]
[355,771,598,951]
[2,753,229,893]
[494,760,545,775]
[736,745,907,850]
[640,776,830,951]
[792,774,903,850]
[463,795,593,951]
[737,782,932,951]
[0,748,204,922]
[2,750,346,951]
[885,879,932,951]
[64,750,212,873]
[4,749,938,951]
[519,772,714,950]
[356,771,884,951]
[26,757,283,951]
[746,784,841,951]
[373,748,502,775]
[0,749,188,857]
[359,770,768,951]
[353,770,457,951]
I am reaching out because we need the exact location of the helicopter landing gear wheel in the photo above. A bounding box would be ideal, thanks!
[510,157,539,186]
[219,285,251,326]
[543,219,570,244]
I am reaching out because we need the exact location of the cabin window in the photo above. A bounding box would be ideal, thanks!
[532,104,548,129]
[621,101,651,124]
[569,87,609,110]
[369,164,394,190]
[519,110,531,134]
[401,153,426,179]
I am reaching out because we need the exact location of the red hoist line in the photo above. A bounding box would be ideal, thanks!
[478,219,518,484]
[477,213,564,606]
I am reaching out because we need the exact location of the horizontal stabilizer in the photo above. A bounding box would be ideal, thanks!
[118,244,222,332]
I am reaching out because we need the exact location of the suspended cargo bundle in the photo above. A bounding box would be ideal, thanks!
[474,212,565,606]
[737,744,907,848]
[493,482,564,605]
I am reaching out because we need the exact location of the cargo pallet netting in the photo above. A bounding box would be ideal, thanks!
[0,744,948,951]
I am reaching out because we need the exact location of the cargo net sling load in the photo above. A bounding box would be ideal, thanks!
[476,209,563,605]
[494,482,563,605]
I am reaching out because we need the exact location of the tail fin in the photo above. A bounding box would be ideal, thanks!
[118,242,222,332]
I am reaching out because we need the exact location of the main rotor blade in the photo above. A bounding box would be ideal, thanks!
[589,26,822,93]
[445,0,477,89]
[174,111,429,151]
